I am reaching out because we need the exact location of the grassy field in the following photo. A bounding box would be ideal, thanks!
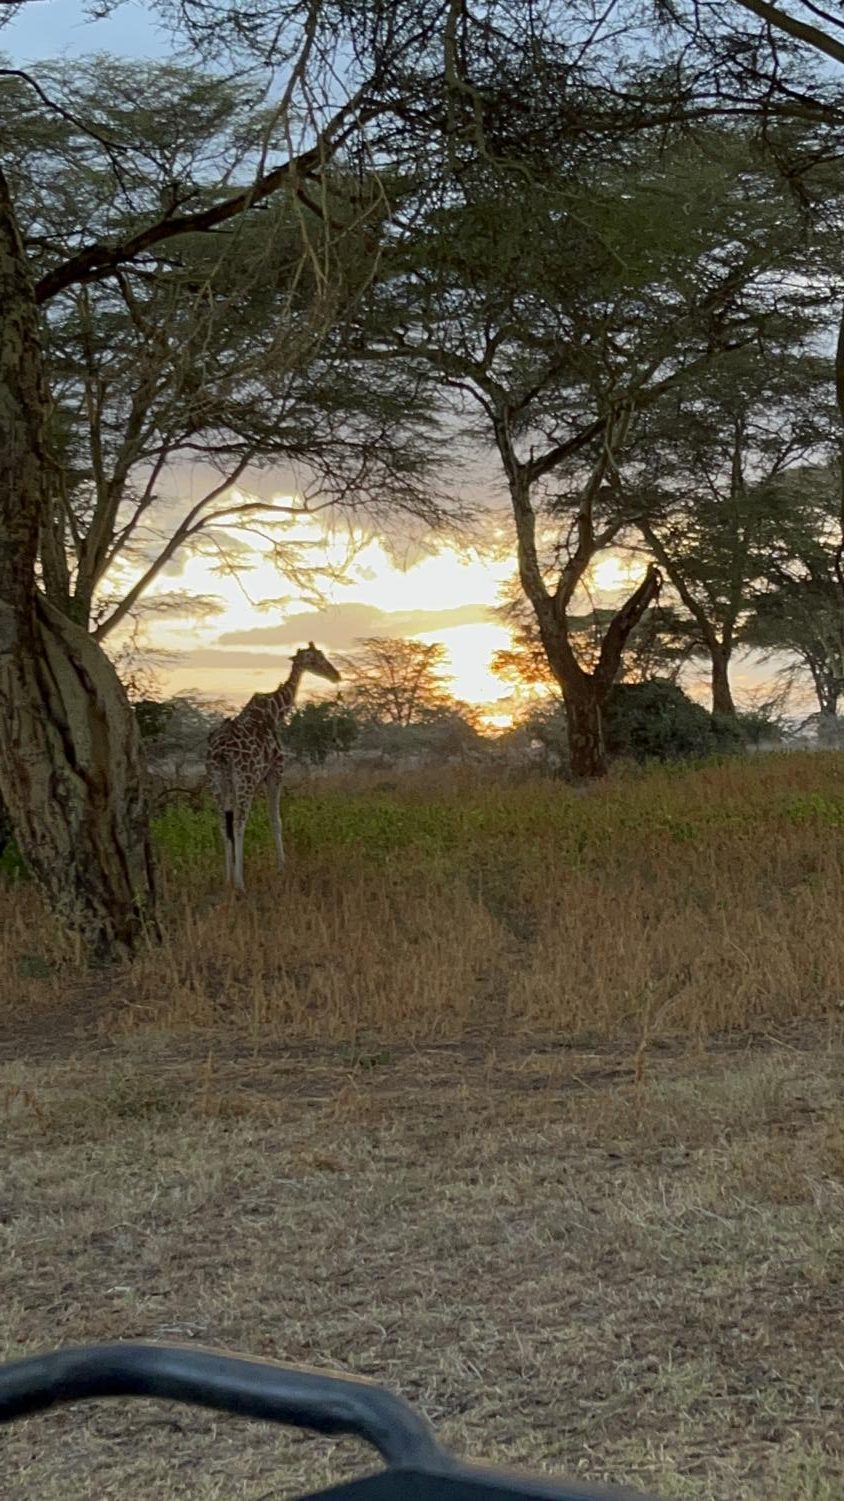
[2,751,844,1499]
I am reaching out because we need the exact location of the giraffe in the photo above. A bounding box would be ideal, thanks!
[206,642,341,892]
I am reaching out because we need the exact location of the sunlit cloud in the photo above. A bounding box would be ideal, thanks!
[218,601,497,647]
[103,494,671,725]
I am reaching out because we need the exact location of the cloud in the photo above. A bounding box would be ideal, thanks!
[177,649,304,671]
[217,601,496,648]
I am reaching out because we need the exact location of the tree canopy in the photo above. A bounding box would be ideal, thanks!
[3,0,844,953]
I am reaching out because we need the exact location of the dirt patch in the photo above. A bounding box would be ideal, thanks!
[3,1020,844,1500]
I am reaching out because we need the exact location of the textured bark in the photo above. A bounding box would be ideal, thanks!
[0,599,159,957]
[564,681,607,780]
[710,647,736,716]
[503,426,663,779]
[0,169,158,960]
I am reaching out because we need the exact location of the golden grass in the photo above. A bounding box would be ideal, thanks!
[4,748,843,1047]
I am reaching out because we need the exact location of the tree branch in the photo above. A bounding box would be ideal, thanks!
[35,93,379,305]
[731,0,844,67]
[594,563,663,692]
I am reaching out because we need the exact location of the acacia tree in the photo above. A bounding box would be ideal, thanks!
[0,1,460,959]
[674,0,844,73]
[746,566,844,718]
[629,345,840,714]
[357,112,820,775]
[342,637,455,726]
[741,464,844,716]
[2,58,450,642]
[659,0,844,580]
[491,588,697,698]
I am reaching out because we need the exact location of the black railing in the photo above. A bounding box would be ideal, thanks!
[0,1341,666,1500]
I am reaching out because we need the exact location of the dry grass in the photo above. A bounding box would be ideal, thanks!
[5,748,844,1046]
[2,751,844,1498]
[2,1035,844,1499]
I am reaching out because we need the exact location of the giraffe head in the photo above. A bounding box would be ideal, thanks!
[292,641,341,685]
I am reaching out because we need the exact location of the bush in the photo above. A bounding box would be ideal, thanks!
[281,699,359,765]
[814,714,844,747]
[604,679,732,764]
[732,705,786,748]
[521,701,568,769]
[710,712,748,754]
[133,698,177,741]
[354,710,485,763]
[135,695,223,768]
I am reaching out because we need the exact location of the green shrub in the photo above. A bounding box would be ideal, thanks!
[733,709,784,747]
[604,679,728,763]
[710,712,747,754]
[280,698,359,764]
[133,698,177,740]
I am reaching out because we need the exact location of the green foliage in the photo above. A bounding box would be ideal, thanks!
[356,712,484,761]
[280,699,359,764]
[3,56,450,637]
[11,750,844,895]
[137,695,222,765]
[519,681,753,768]
[709,713,748,754]
[740,478,844,718]
[733,709,784,748]
[152,799,221,872]
[604,679,735,764]
[782,792,844,827]
[140,753,844,874]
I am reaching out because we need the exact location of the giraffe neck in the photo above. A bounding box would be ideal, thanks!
[265,661,304,723]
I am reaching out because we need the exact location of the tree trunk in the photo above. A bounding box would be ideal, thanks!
[710,647,736,716]
[0,597,160,959]
[0,170,159,960]
[815,675,839,720]
[564,682,607,779]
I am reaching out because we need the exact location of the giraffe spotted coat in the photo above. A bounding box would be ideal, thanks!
[206,642,340,891]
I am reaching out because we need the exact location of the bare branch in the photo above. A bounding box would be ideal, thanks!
[731,0,844,67]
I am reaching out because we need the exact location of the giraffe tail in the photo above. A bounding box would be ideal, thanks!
[224,810,234,848]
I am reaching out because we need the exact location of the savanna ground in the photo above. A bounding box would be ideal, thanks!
[2,751,844,1500]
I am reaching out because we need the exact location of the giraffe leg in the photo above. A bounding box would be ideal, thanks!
[266,775,286,871]
[232,812,248,893]
[208,776,234,890]
[220,811,234,886]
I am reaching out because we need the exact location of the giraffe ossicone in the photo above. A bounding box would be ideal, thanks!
[206,642,341,892]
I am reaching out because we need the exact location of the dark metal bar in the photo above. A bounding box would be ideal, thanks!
[308,1466,664,1500]
[0,1341,668,1501]
[0,1341,449,1470]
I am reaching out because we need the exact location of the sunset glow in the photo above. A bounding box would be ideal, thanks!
[108,504,652,726]
[118,506,520,718]
[588,553,645,595]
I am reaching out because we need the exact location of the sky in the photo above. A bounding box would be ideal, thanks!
[129,506,531,722]
[3,1,811,726]
[3,1,170,62]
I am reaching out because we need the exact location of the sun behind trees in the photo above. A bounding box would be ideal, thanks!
[341,638,455,728]
[2,0,844,958]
